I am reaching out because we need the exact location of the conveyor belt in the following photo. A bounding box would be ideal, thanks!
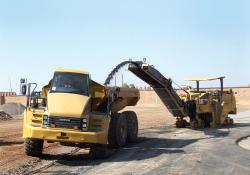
[128,62,187,117]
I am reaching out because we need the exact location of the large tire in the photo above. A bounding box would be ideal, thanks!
[122,111,138,143]
[108,113,128,148]
[24,138,44,157]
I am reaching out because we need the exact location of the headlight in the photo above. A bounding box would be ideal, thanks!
[82,124,87,128]
[43,115,49,125]
[82,118,88,130]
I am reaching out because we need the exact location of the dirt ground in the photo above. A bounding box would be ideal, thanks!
[0,119,77,174]
[0,88,250,174]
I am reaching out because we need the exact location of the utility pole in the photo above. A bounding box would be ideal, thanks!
[8,76,12,92]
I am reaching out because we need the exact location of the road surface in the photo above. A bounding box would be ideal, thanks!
[32,111,250,175]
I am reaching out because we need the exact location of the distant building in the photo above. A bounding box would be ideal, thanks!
[0,92,17,105]
[0,92,16,97]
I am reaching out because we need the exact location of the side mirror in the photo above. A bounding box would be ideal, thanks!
[21,85,27,95]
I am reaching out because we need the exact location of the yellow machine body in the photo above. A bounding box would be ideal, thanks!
[179,77,237,127]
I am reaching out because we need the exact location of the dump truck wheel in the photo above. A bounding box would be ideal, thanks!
[24,138,44,157]
[108,113,128,148]
[123,111,138,143]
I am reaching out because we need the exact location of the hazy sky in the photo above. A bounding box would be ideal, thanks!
[0,0,249,92]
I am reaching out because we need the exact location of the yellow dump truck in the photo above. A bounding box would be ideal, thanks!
[23,68,140,158]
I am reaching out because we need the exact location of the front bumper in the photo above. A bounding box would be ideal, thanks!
[23,124,108,144]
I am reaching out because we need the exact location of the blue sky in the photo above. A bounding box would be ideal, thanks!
[0,0,249,92]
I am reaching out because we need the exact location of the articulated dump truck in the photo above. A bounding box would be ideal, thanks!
[127,61,237,129]
[23,68,140,158]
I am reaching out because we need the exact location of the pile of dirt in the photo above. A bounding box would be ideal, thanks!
[0,111,12,120]
[0,103,25,116]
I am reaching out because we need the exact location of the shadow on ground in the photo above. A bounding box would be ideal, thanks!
[40,136,198,169]
[0,140,23,146]
[36,124,245,175]
[200,122,250,137]
[232,123,250,128]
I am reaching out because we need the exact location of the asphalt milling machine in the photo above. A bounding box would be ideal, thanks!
[105,60,236,128]
[127,61,237,129]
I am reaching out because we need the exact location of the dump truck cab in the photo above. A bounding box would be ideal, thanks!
[44,69,92,130]
[23,68,140,158]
